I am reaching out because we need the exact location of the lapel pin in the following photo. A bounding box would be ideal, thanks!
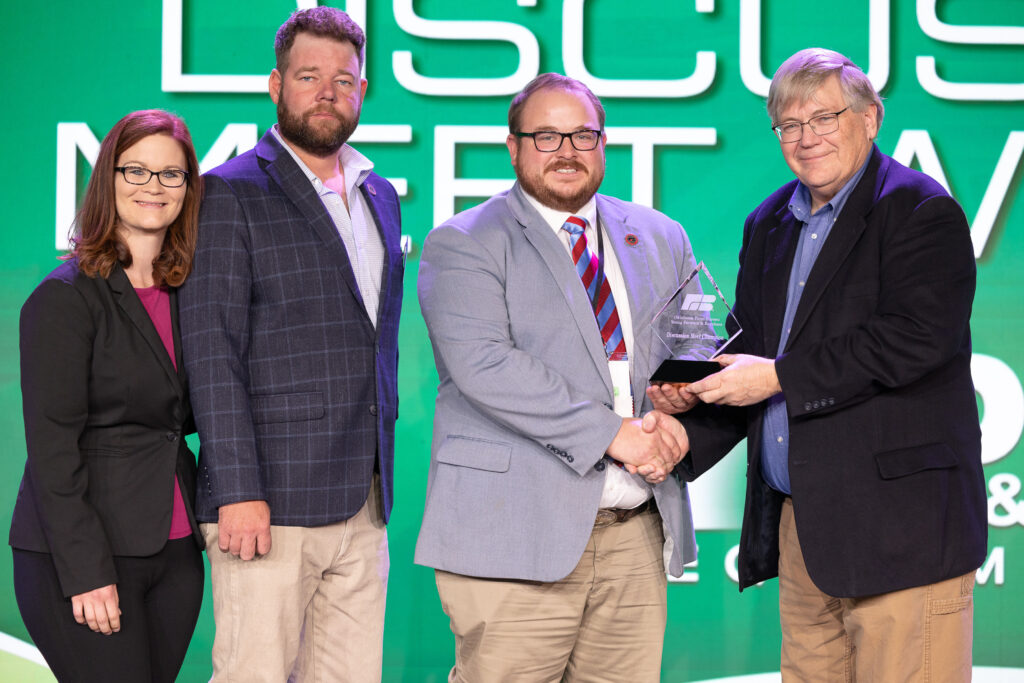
[366,182,377,196]
[625,233,639,246]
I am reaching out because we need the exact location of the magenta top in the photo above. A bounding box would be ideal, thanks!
[135,285,192,541]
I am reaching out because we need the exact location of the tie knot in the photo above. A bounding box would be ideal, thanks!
[562,215,588,237]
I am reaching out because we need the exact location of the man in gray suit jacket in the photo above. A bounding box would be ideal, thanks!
[180,8,402,682]
[416,73,697,682]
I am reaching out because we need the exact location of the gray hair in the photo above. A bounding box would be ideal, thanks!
[767,48,884,128]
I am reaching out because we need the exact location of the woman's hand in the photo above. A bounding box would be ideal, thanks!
[71,584,121,635]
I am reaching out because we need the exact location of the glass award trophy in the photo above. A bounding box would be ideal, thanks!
[649,261,743,385]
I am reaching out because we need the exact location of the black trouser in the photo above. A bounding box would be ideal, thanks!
[12,537,204,683]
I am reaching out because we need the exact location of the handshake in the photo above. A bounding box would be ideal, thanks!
[606,411,689,485]
[604,354,784,485]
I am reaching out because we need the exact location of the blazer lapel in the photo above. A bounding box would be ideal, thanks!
[107,266,183,396]
[257,132,368,323]
[169,287,187,385]
[760,206,802,354]
[359,176,402,332]
[507,185,613,394]
[597,198,655,414]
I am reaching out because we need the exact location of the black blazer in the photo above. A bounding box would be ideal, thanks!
[683,147,987,597]
[9,259,203,597]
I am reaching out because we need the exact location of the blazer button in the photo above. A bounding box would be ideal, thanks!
[369,405,378,416]
[166,432,178,442]
[595,461,606,472]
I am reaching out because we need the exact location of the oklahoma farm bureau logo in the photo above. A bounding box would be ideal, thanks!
[682,294,716,312]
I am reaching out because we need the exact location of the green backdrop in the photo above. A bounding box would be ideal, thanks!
[1,1,1021,680]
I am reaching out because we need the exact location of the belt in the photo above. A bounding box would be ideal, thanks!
[594,498,656,527]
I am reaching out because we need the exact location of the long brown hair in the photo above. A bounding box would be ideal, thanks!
[71,109,201,287]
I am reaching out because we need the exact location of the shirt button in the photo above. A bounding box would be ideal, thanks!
[811,233,818,239]
[798,281,805,287]
[776,436,783,443]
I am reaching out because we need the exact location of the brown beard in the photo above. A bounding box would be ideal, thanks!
[276,96,359,158]
[513,158,604,213]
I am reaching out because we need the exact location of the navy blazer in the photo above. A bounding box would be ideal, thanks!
[180,131,403,526]
[683,147,987,597]
[10,260,202,597]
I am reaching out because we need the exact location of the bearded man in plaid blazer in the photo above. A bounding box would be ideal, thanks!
[179,8,403,682]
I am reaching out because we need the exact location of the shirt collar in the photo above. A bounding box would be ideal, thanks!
[520,189,599,235]
[271,124,374,197]
[788,152,871,224]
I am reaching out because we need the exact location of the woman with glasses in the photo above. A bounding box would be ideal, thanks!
[9,110,205,682]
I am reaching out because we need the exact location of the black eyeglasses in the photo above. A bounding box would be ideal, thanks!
[514,129,603,152]
[771,108,848,143]
[115,165,190,188]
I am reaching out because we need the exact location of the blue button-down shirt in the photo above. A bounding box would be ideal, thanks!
[760,157,870,494]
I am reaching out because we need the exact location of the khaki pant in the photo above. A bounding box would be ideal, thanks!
[778,498,974,682]
[435,506,668,683]
[203,478,388,683]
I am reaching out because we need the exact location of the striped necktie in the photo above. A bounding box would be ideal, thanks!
[562,215,627,360]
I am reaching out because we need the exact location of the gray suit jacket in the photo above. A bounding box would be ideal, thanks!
[415,183,698,581]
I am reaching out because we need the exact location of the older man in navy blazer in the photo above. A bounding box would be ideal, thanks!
[652,49,986,681]
[180,8,402,682]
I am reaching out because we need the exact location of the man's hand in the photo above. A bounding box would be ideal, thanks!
[687,354,781,406]
[606,411,689,484]
[646,382,699,414]
[638,411,689,484]
[218,500,272,561]
[72,583,120,635]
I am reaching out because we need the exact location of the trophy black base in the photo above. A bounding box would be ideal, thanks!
[649,359,721,385]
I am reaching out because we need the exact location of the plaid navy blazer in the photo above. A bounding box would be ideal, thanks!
[180,130,403,526]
